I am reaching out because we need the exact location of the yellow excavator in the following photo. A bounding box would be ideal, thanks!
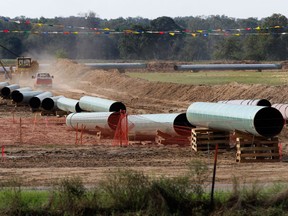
[0,44,39,80]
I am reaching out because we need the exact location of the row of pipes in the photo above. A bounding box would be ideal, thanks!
[84,63,282,72]
[3,63,281,73]
[0,81,287,139]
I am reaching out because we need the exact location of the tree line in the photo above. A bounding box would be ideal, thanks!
[0,13,287,61]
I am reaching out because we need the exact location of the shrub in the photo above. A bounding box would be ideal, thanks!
[100,169,151,212]
[56,176,87,215]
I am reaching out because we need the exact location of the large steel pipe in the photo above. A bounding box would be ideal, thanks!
[66,112,120,133]
[10,87,32,99]
[0,82,9,91]
[41,96,64,111]
[29,91,53,109]
[12,91,44,104]
[218,99,271,107]
[79,96,126,112]
[57,97,82,113]
[84,63,147,70]
[174,64,282,71]
[272,104,288,120]
[128,113,195,137]
[186,102,283,137]
[1,84,20,97]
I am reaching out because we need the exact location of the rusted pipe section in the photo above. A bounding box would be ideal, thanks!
[57,97,82,113]
[272,104,288,121]
[41,96,64,111]
[79,96,126,112]
[66,112,120,134]
[218,99,271,107]
[12,91,44,104]
[174,64,282,71]
[127,113,195,139]
[29,91,53,109]
[1,84,20,97]
[186,102,283,137]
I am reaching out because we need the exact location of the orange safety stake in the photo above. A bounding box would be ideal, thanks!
[12,110,15,124]
[80,124,83,145]
[80,124,85,145]
[45,116,49,127]
[19,117,23,144]
[75,123,79,144]
[1,145,5,161]
[32,113,38,131]
[279,143,283,161]
[113,110,129,147]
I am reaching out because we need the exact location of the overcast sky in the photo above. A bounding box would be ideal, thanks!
[1,0,287,20]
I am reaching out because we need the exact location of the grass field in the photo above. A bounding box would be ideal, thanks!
[127,71,288,85]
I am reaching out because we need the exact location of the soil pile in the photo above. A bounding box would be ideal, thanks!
[51,59,288,107]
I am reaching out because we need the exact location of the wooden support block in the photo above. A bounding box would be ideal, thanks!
[191,128,230,152]
[236,135,280,163]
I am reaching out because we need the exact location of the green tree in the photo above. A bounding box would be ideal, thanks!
[261,14,288,60]
[263,13,288,28]
[242,35,267,61]
[213,36,243,60]
[118,24,152,59]
[0,36,23,58]
[149,16,185,60]
[178,36,210,61]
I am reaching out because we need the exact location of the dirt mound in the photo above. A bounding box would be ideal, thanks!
[50,59,288,113]
[147,61,176,71]
[282,61,288,69]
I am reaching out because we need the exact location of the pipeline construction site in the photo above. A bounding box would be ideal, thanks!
[1,59,288,188]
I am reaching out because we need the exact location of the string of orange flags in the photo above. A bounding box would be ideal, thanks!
[1,17,288,37]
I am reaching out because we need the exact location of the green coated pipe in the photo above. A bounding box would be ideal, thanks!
[186,102,284,137]
[57,97,82,113]
[128,113,195,137]
[79,96,126,112]
[66,112,120,134]
[218,99,271,107]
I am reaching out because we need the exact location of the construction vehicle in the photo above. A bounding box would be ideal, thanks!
[16,57,39,74]
[0,44,39,80]
[32,72,53,88]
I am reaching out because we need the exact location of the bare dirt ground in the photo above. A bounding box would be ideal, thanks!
[1,59,288,189]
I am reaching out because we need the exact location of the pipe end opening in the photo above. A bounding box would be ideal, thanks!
[254,107,284,137]
[173,113,196,136]
[109,102,126,112]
